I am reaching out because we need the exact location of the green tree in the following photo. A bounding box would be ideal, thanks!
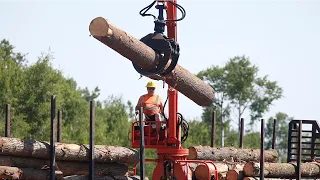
[80,86,100,102]
[225,56,283,130]
[0,39,29,137]
[0,39,133,146]
[197,55,283,139]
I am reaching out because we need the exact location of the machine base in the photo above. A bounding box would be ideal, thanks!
[152,148,192,180]
[150,148,218,180]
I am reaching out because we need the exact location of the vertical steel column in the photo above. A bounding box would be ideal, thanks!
[211,111,216,147]
[311,124,316,161]
[239,118,244,148]
[272,119,277,149]
[5,104,10,137]
[57,110,62,142]
[139,107,145,180]
[89,101,95,180]
[260,119,264,180]
[297,120,302,180]
[166,0,179,146]
[50,95,56,180]
[287,121,293,162]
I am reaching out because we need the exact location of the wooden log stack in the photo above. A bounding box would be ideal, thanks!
[243,161,320,178]
[186,145,279,180]
[187,145,320,180]
[0,137,140,179]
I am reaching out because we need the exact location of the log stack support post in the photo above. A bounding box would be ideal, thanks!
[139,107,145,180]
[211,111,216,147]
[260,119,264,180]
[272,119,277,149]
[50,95,56,180]
[5,104,10,137]
[297,120,302,180]
[239,118,244,149]
[89,100,95,180]
[57,110,62,142]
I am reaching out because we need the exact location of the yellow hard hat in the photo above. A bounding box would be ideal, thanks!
[146,81,156,88]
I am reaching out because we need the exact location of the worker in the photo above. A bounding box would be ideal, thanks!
[135,81,164,132]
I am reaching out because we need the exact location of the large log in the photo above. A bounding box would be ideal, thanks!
[63,175,149,180]
[0,166,22,179]
[243,178,282,180]
[188,146,278,162]
[243,161,320,178]
[89,17,215,107]
[0,166,63,180]
[0,155,128,176]
[0,137,139,164]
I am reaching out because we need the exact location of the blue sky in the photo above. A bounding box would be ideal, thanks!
[1,0,319,130]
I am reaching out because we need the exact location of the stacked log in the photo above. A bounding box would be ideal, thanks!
[0,137,139,179]
[243,161,320,178]
[187,146,320,180]
[188,146,278,163]
[187,146,279,180]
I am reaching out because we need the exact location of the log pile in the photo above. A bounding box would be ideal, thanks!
[0,137,141,180]
[187,145,320,180]
[243,161,320,178]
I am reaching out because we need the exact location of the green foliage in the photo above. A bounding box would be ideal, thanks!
[265,112,293,162]
[197,55,283,149]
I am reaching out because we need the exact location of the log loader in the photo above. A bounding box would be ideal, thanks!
[89,0,218,179]
[130,1,218,179]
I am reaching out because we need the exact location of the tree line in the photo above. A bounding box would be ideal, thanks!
[0,39,293,177]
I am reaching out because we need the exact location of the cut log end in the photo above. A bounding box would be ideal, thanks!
[195,164,221,180]
[243,161,258,177]
[187,147,197,160]
[226,170,238,180]
[89,17,113,37]
[226,169,244,180]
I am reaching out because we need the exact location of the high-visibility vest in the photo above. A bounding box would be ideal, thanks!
[139,94,160,116]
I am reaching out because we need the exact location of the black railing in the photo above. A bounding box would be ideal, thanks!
[287,120,320,163]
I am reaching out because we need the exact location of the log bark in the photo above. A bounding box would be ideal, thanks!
[0,166,64,180]
[0,137,139,164]
[63,175,149,180]
[188,146,278,163]
[0,155,128,176]
[0,166,22,179]
[64,175,114,180]
[243,161,320,178]
[243,178,283,180]
[89,17,215,107]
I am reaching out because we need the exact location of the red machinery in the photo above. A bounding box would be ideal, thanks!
[129,1,218,179]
